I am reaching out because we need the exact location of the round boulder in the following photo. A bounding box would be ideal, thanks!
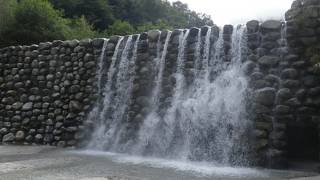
[15,131,25,141]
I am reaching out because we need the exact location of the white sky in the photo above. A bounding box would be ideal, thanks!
[168,0,294,25]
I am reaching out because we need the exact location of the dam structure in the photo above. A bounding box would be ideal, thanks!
[0,0,320,169]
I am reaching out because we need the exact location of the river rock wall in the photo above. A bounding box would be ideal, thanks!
[0,0,319,169]
[0,39,105,147]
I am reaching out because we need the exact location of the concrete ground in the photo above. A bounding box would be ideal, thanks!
[0,145,319,180]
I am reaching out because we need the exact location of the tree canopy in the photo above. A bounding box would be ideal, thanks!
[0,0,214,48]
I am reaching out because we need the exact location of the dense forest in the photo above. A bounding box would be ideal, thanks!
[0,0,214,48]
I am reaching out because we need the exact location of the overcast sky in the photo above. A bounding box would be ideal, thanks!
[168,0,294,25]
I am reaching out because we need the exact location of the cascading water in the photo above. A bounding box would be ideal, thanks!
[88,26,252,166]
[88,35,140,150]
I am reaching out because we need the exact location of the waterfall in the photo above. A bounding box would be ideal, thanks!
[88,26,251,166]
[88,35,140,150]
[86,39,108,149]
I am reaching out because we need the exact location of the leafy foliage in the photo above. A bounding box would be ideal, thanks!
[49,0,114,30]
[0,0,96,47]
[0,0,214,47]
[64,16,97,40]
[103,20,136,36]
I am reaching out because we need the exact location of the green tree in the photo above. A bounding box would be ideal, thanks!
[0,0,17,37]
[98,0,214,30]
[65,16,97,40]
[0,0,97,47]
[49,0,114,30]
[136,21,173,32]
[104,20,135,36]
[1,0,69,46]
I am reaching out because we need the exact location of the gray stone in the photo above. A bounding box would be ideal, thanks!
[70,85,80,93]
[284,54,299,62]
[256,122,273,131]
[55,122,64,129]
[189,27,200,37]
[12,115,21,122]
[254,88,276,106]
[276,88,292,101]
[39,42,52,50]
[74,46,84,53]
[281,68,298,79]
[308,87,320,96]
[275,105,291,115]
[251,80,271,89]
[258,56,280,67]
[44,134,54,143]
[69,101,82,112]
[12,102,23,110]
[253,130,267,138]
[3,133,15,142]
[285,98,301,107]
[35,134,43,142]
[57,141,66,147]
[46,74,54,80]
[223,25,233,34]
[303,76,318,87]
[84,54,94,61]
[2,97,15,105]
[250,72,264,80]
[246,20,259,33]
[15,131,25,141]
[22,118,30,125]
[25,135,33,142]
[255,139,268,150]
[75,132,85,140]
[148,30,161,41]
[79,39,91,46]
[265,74,280,84]
[52,93,60,98]
[68,40,79,48]
[282,80,300,88]
[92,38,105,47]
[242,61,256,75]
[136,96,150,107]
[22,102,33,111]
[261,20,282,31]
[0,128,8,135]
[252,103,272,114]
[84,61,95,68]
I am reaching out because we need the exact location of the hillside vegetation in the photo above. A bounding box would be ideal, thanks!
[0,0,214,48]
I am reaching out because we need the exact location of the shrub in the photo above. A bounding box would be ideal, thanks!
[104,20,135,36]
[0,0,68,47]
[64,16,97,40]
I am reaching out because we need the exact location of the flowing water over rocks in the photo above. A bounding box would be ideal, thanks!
[88,26,253,166]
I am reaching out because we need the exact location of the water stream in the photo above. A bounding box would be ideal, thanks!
[88,26,252,166]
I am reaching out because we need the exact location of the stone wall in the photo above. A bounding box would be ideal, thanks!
[245,0,320,168]
[0,39,105,147]
[245,19,287,167]
[0,0,319,169]
[282,0,320,167]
